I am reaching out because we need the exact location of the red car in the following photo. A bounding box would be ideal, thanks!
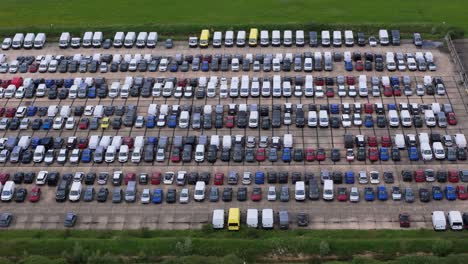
[447,113,457,125]
[364,103,373,114]
[1,80,11,88]
[123,137,134,149]
[11,77,23,88]
[170,148,181,162]
[346,76,355,85]
[399,213,410,228]
[393,87,402,96]
[337,187,347,201]
[5,108,16,117]
[368,136,378,147]
[325,87,335,97]
[368,147,379,162]
[0,173,10,184]
[0,107,5,117]
[383,86,393,97]
[355,60,364,71]
[77,138,89,149]
[251,187,262,201]
[151,172,161,185]
[456,186,468,200]
[305,148,316,161]
[29,187,41,202]
[214,173,224,185]
[315,77,324,86]
[256,148,266,162]
[79,118,89,129]
[124,172,136,185]
[448,170,459,183]
[381,136,392,147]
[225,116,235,128]
[316,148,326,161]
[414,169,425,182]
[29,63,39,73]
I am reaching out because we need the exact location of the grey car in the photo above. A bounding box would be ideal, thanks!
[404,187,415,203]
[83,186,95,202]
[112,187,122,203]
[280,186,290,202]
[209,187,219,202]
[64,212,77,227]
[0,213,13,227]
[308,179,320,200]
[268,148,278,162]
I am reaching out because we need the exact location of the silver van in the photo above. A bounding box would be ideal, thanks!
[125,181,137,202]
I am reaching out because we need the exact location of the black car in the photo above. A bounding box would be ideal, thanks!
[110,62,119,72]
[356,147,366,161]
[402,170,413,182]
[267,172,278,183]
[297,212,309,227]
[58,88,68,99]
[233,146,243,162]
[14,188,27,202]
[376,115,386,128]
[21,150,33,164]
[245,149,255,162]
[330,117,340,128]
[9,118,20,130]
[166,189,177,203]
[112,117,122,129]
[293,149,304,162]
[436,170,447,182]
[47,172,60,186]
[187,172,198,185]
[13,172,24,184]
[458,148,467,160]
[279,172,288,184]
[237,187,247,201]
[413,115,423,128]
[419,188,430,202]
[97,188,109,202]
[331,149,341,162]
[24,172,35,184]
[391,147,401,161]
[384,171,394,183]
[74,106,84,116]
[85,173,96,185]
[291,172,302,184]
[207,145,217,163]
[222,187,233,202]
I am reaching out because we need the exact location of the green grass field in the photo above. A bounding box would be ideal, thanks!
[0,0,466,37]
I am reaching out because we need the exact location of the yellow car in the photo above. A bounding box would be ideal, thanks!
[101,117,110,129]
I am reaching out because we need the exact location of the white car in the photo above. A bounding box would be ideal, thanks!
[353,113,362,126]
[358,171,368,184]
[84,105,94,116]
[0,149,9,163]
[131,147,142,163]
[53,117,64,130]
[156,148,165,162]
[0,118,8,130]
[19,118,29,130]
[57,149,68,164]
[179,188,189,204]
[173,86,183,98]
[337,85,346,97]
[370,171,380,184]
[392,187,402,200]
[14,87,25,99]
[341,114,352,127]
[348,85,357,97]
[100,62,108,73]
[315,86,324,97]
[267,186,277,201]
[416,85,425,96]
[135,116,145,128]
[372,85,380,97]
[36,171,48,185]
[163,172,175,184]
[141,188,151,204]
[242,172,252,185]
[349,187,360,202]
[69,149,80,164]
[433,142,446,160]
[284,113,292,125]
[65,117,75,130]
[156,114,166,127]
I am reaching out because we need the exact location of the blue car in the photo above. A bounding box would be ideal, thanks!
[345,171,355,184]
[87,87,96,98]
[27,106,37,116]
[255,171,265,184]
[42,118,52,130]
[377,186,388,201]
[364,187,375,201]
[408,147,419,161]
[379,147,389,161]
[345,61,353,71]
[168,115,177,128]
[432,186,443,200]
[152,189,163,204]
[330,104,339,114]
[387,103,397,110]
[170,63,178,72]
[81,149,92,163]
[282,148,291,162]
[390,76,399,86]
[64,79,73,88]
[146,115,156,128]
[31,137,41,148]
[201,61,209,72]
[147,136,158,146]
[364,115,374,127]
[45,79,55,88]
[445,186,457,200]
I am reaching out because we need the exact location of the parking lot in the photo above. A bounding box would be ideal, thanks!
[0,38,467,230]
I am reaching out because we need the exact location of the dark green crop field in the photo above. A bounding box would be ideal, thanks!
[0,0,466,37]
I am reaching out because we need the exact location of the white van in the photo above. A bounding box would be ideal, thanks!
[225,31,234,47]
[333,31,342,47]
[179,111,189,128]
[379,29,389,45]
[388,110,399,127]
[212,209,225,229]
[23,33,35,49]
[455,134,467,148]
[93,105,104,118]
[262,209,274,229]
[136,32,148,48]
[1,181,15,201]
[400,110,412,127]
[249,111,259,128]
[124,32,136,48]
[194,181,206,201]
[82,31,93,47]
[295,181,306,201]
[69,181,82,202]
[323,180,334,200]
[283,30,292,46]
[386,52,396,71]
[247,209,259,228]
[283,134,293,148]
[99,135,112,149]
[424,109,436,127]
[394,134,406,149]
[12,33,25,49]
[111,136,122,149]
[113,32,125,48]
[59,105,71,118]
[260,30,269,46]
[431,211,447,231]
[147,32,158,48]
[236,31,246,47]
[319,110,329,127]
[33,145,46,163]
[321,30,330,46]
[213,31,222,48]
[272,30,281,46]
[59,32,71,48]
[344,30,354,46]
[92,32,103,47]
[420,142,433,161]
[89,135,101,150]
[447,211,463,230]
[308,111,317,127]
[105,146,116,163]
[118,145,129,163]
[47,105,59,117]
[295,30,304,46]
[195,144,205,162]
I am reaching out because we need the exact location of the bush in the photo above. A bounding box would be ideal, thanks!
[431,240,453,257]
[320,241,331,256]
